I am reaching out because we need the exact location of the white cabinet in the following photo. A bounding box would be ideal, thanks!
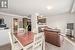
[0,29,10,46]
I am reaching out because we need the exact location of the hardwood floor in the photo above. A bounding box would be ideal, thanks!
[0,43,11,50]
[45,39,75,50]
[0,38,75,50]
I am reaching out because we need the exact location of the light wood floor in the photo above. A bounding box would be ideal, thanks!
[45,39,75,50]
[0,39,75,50]
[0,43,11,50]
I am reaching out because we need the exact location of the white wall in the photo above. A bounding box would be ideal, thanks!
[47,13,75,35]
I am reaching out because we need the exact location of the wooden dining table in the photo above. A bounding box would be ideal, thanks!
[14,31,34,47]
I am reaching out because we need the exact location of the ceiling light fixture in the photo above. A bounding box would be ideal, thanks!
[46,6,53,10]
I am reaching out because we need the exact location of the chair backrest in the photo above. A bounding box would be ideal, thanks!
[8,29,14,46]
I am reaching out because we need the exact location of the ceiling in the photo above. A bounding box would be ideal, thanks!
[0,0,75,16]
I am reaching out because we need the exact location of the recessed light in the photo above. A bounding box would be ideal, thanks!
[46,6,53,10]
[35,13,39,16]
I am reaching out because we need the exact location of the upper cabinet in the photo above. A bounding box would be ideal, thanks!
[37,16,46,25]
